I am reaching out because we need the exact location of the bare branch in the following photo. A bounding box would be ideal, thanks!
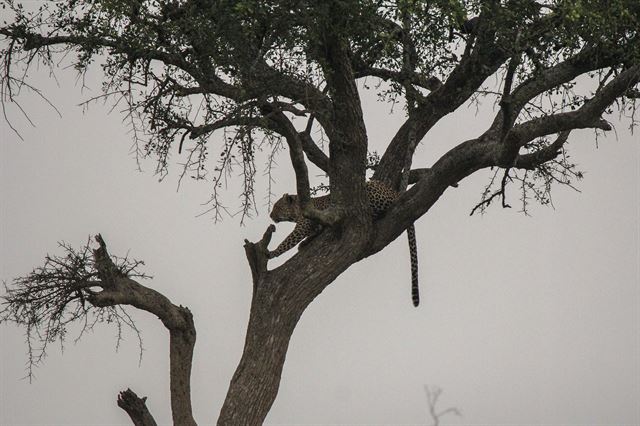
[470,167,513,216]
[424,385,461,426]
[117,389,158,426]
[244,225,276,287]
[0,26,190,70]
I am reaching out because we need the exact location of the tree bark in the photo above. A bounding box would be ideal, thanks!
[117,389,158,426]
[169,311,197,426]
[216,288,300,425]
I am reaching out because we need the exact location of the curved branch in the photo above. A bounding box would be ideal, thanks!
[513,131,571,170]
[509,47,622,114]
[299,130,329,173]
[374,5,509,188]
[90,235,197,426]
[506,64,640,148]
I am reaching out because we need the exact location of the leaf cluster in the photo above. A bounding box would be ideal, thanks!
[1,0,639,216]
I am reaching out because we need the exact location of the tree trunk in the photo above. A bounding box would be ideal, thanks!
[169,324,197,426]
[218,222,370,425]
[216,286,301,425]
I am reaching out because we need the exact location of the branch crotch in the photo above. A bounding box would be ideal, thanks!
[244,225,276,288]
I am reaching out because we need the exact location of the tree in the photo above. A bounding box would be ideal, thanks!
[1,0,639,424]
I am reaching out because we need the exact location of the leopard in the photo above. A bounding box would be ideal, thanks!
[268,180,420,307]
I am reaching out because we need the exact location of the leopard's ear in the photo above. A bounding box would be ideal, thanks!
[285,194,295,204]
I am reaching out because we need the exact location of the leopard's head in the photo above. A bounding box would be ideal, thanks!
[270,194,301,223]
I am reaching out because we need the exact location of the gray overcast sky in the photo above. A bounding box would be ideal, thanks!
[1,58,639,425]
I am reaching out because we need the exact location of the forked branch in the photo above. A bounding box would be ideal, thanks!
[424,385,460,426]
[244,224,276,286]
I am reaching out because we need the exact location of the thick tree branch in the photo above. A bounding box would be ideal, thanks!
[408,168,431,184]
[117,389,158,426]
[91,235,189,330]
[299,130,329,173]
[90,235,197,426]
[251,64,335,133]
[509,47,622,114]
[408,168,458,187]
[498,53,523,137]
[371,136,495,255]
[244,225,275,289]
[317,13,369,209]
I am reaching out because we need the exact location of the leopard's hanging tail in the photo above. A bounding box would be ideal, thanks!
[407,224,420,307]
